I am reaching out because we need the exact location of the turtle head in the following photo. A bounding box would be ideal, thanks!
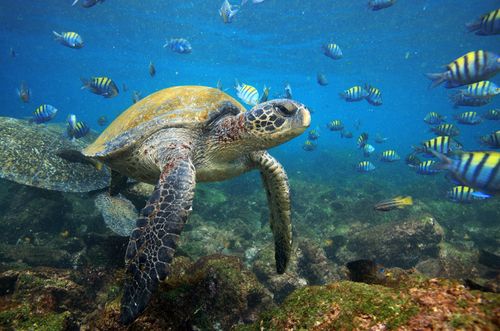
[244,99,311,149]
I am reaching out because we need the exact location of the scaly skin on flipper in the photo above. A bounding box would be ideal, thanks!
[120,152,196,324]
[251,151,291,274]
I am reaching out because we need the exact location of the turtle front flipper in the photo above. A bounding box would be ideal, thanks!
[119,154,196,324]
[251,151,292,274]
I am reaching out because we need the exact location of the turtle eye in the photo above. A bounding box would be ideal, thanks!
[275,102,297,117]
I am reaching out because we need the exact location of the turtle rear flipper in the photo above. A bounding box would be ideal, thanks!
[120,154,196,324]
[251,151,291,274]
[57,149,103,170]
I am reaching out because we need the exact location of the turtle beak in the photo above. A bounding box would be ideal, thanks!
[301,107,311,128]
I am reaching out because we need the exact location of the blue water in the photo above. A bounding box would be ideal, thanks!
[0,0,498,192]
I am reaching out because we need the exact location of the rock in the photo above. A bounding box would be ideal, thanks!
[88,254,274,330]
[0,270,18,295]
[0,243,72,268]
[244,273,500,330]
[338,215,444,268]
[297,239,343,285]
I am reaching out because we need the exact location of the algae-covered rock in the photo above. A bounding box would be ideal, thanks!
[241,273,500,331]
[88,254,274,330]
[338,215,444,268]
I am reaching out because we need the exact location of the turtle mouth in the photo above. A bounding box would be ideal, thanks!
[300,107,311,128]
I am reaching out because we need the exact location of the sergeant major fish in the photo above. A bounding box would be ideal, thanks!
[340,86,368,102]
[357,161,375,172]
[380,150,400,162]
[447,185,491,203]
[284,83,293,99]
[449,93,492,108]
[480,130,500,149]
[482,109,500,120]
[259,85,270,103]
[363,144,375,157]
[430,123,460,137]
[52,31,83,49]
[365,84,382,106]
[455,111,482,125]
[467,8,500,36]
[415,160,441,175]
[327,120,344,131]
[81,76,119,98]
[414,136,462,155]
[67,114,90,140]
[431,150,500,193]
[303,140,317,151]
[322,43,342,60]
[357,132,368,148]
[462,81,500,98]
[32,104,58,124]
[235,81,259,106]
[426,50,500,88]
[424,112,446,125]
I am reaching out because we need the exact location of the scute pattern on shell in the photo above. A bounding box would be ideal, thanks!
[0,117,110,192]
[84,86,246,156]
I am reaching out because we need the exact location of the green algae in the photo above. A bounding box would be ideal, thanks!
[244,281,418,330]
[0,303,71,331]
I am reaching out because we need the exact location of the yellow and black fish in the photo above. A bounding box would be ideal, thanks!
[447,185,491,203]
[357,132,368,148]
[259,85,270,103]
[482,109,500,120]
[467,8,500,36]
[426,50,500,88]
[463,81,500,98]
[365,84,382,106]
[327,120,344,131]
[432,150,500,193]
[81,76,119,98]
[340,86,368,102]
[53,31,83,49]
[235,81,259,106]
[322,43,342,59]
[455,111,482,125]
[449,92,492,108]
[424,112,446,124]
[480,130,500,148]
[415,136,462,155]
[303,140,317,151]
[430,123,460,137]
[374,196,412,211]
[380,150,400,162]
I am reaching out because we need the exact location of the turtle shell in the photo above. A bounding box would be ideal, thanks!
[84,86,246,157]
[0,117,110,192]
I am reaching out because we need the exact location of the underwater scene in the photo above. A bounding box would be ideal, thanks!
[0,0,499,330]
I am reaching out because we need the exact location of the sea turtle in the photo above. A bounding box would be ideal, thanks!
[0,116,109,192]
[77,86,310,323]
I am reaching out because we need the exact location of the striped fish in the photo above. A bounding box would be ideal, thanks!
[432,150,500,193]
[308,129,320,140]
[340,86,368,102]
[426,50,500,88]
[357,132,368,148]
[449,93,492,108]
[424,112,446,125]
[416,136,462,155]
[326,120,344,131]
[447,185,491,203]
[467,8,500,36]
[235,81,259,106]
[219,0,239,24]
[463,81,500,98]
[365,85,382,106]
[322,43,342,60]
[374,196,412,211]
[52,31,83,49]
[81,76,119,98]
[480,130,500,149]
[416,160,441,175]
[357,161,375,172]
[380,150,400,162]
[482,109,500,120]
[303,140,317,151]
[455,111,482,125]
[368,0,396,11]
[430,124,460,137]
[33,104,58,124]
[67,114,90,140]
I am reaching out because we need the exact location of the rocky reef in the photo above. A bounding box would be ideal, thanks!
[0,146,499,329]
